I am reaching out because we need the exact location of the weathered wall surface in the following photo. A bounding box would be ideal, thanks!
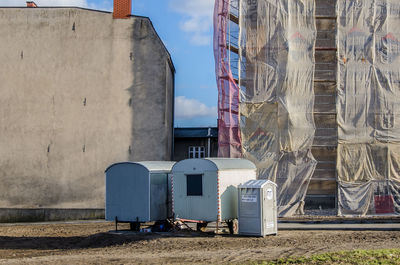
[0,8,174,209]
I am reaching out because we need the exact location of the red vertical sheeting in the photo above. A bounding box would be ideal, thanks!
[213,0,242,158]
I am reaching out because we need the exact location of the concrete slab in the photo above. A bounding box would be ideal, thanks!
[0,208,105,223]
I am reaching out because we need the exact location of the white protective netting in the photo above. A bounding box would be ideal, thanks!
[238,0,317,217]
[337,0,400,216]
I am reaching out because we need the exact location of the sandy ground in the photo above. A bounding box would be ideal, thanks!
[0,222,400,264]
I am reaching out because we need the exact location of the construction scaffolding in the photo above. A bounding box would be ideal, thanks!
[337,0,400,216]
[214,0,400,216]
[214,0,242,158]
[214,0,317,217]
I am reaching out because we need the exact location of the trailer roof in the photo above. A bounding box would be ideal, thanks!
[105,161,176,173]
[204,158,256,170]
[172,158,256,172]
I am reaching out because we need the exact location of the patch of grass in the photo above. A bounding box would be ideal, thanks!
[255,249,400,265]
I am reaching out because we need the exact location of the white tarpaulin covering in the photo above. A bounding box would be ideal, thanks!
[238,0,317,216]
[337,0,400,216]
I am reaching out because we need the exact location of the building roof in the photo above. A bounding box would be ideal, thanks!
[105,161,176,173]
[174,127,218,138]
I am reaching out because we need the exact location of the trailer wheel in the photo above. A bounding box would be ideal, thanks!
[196,222,208,232]
[130,222,141,231]
[227,219,238,234]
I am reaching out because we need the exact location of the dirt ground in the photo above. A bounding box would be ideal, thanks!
[0,222,400,264]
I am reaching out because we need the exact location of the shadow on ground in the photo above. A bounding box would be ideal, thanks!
[0,230,215,250]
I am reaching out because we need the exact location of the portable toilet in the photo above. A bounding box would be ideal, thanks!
[238,179,278,236]
[105,161,175,230]
[172,158,257,225]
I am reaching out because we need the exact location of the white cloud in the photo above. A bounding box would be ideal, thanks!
[190,33,211,46]
[175,96,217,119]
[169,0,214,46]
[181,16,210,33]
[0,0,89,7]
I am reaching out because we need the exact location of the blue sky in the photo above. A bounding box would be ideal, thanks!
[1,0,218,128]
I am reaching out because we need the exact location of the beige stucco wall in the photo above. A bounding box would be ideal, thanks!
[0,8,174,208]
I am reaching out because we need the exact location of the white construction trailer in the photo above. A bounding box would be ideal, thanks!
[171,158,257,233]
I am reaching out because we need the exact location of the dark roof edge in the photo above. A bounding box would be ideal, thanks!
[174,127,218,138]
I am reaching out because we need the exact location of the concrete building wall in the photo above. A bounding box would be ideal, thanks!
[0,8,174,210]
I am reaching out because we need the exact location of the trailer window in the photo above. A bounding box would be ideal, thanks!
[186,174,203,196]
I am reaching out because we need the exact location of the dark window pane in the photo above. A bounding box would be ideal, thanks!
[187,174,203,196]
